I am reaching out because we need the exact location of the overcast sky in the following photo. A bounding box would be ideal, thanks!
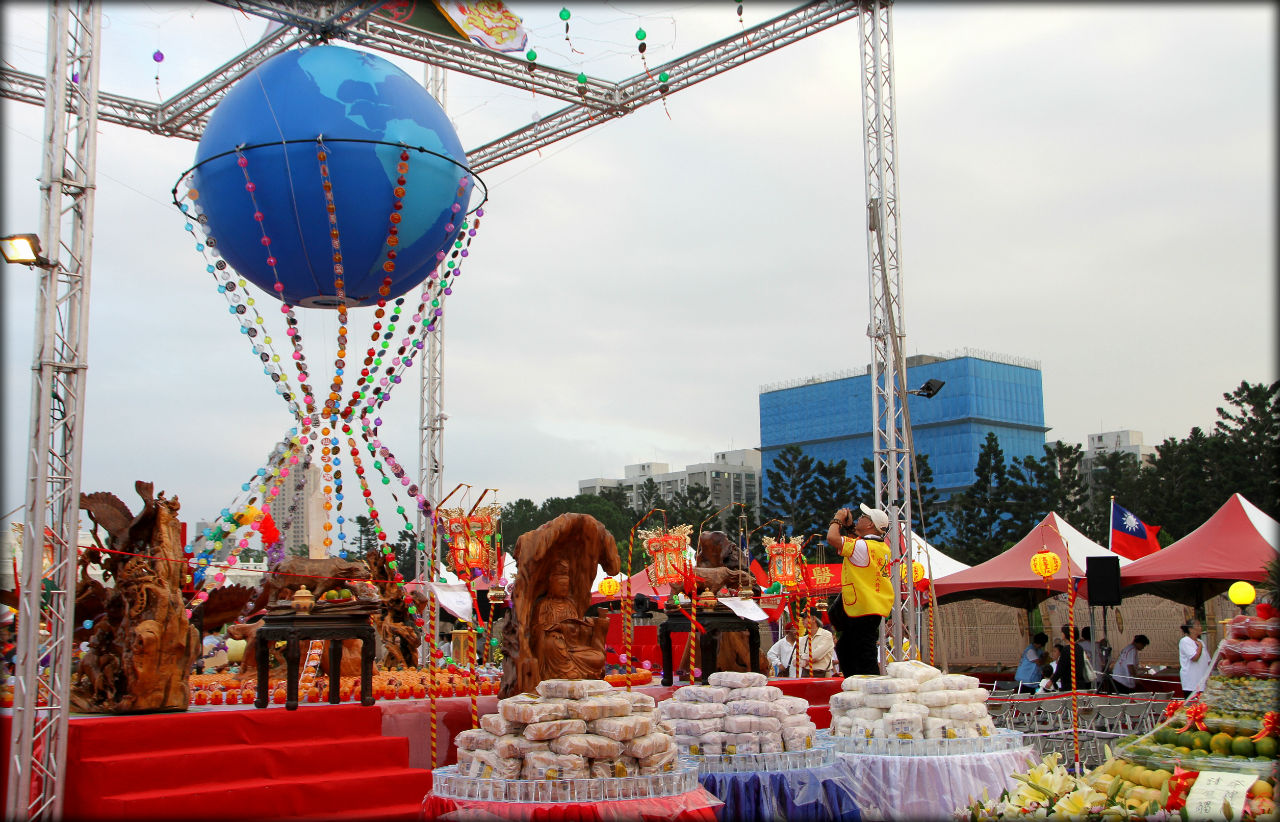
[2,2,1275,532]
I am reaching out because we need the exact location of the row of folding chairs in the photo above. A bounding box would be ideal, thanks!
[987,692,1173,769]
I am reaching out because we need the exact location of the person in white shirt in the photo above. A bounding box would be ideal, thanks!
[1178,619,1211,697]
[767,622,800,678]
[1111,634,1149,694]
[795,613,836,677]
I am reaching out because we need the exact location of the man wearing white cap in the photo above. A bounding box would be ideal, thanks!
[827,503,892,676]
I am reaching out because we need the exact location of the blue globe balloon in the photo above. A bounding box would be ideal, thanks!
[192,45,473,308]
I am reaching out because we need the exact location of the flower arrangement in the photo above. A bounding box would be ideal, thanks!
[960,751,1168,821]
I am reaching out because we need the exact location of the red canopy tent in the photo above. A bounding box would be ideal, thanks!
[932,513,1111,608]
[1120,493,1279,606]
[590,567,670,604]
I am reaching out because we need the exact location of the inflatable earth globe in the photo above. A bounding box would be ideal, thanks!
[191,44,473,308]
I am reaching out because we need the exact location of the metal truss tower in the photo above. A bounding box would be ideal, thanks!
[4,2,102,819]
[858,0,919,659]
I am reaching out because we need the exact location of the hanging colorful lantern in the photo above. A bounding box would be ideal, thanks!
[761,536,802,587]
[1030,548,1062,586]
[899,559,925,586]
[598,577,620,597]
[440,505,502,578]
[639,524,693,588]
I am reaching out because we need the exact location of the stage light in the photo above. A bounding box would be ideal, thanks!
[909,378,945,399]
[0,233,49,267]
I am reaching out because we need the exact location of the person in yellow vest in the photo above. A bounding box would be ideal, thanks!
[826,503,892,676]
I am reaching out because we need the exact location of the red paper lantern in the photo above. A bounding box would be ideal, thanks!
[1030,548,1061,583]
[762,537,802,587]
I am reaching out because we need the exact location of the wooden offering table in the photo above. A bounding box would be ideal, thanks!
[254,610,377,710]
[658,607,761,686]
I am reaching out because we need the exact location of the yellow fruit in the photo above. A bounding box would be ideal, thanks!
[1152,769,1173,787]
[1252,780,1273,798]
[1211,732,1235,754]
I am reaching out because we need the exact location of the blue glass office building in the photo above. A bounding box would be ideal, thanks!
[759,352,1048,501]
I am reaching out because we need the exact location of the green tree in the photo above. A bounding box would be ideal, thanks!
[1139,428,1222,542]
[1083,448,1151,542]
[669,484,717,534]
[635,478,663,515]
[761,445,818,540]
[1006,441,1090,536]
[500,498,541,549]
[354,515,378,556]
[1212,380,1279,519]
[392,527,421,580]
[945,432,1013,564]
[811,459,856,538]
[598,486,633,519]
[850,454,942,545]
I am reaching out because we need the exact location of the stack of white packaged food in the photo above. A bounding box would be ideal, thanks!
[656,671,818,756]
[827,660,998,741]
[452,679,677,781]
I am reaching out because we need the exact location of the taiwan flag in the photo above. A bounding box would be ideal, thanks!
[1110,502,1162,560]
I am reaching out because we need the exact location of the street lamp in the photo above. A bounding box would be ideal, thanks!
[0,233,52,268]
[908,378,945,398]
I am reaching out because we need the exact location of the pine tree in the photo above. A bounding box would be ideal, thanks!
[945,432,1013,564]
[811,459,857,546]
[761,445,818,540]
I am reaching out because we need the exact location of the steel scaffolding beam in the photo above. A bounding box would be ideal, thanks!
[5,2,101,819]
[858,0,918,661]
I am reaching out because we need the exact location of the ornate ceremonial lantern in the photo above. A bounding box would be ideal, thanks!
[899,559,925,587]
[762,536,802,587]
[1030,548,1061,587]
[640,524,693,588]
[440,505,502,579]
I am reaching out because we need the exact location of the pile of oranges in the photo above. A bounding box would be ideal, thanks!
[187,669,501,705]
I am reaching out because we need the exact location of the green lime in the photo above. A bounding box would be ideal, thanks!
[1211,733,1234,754]
[1231,736,1256,757]
[1190,731,1213,751]
[1254,737,1277,758]
[1188,749,1209,757]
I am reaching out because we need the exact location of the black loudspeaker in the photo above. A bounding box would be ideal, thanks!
[1086,556,1122,606]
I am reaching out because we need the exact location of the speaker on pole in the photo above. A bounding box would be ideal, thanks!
[1086,555,1122,606]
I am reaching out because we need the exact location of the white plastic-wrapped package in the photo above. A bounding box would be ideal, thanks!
[828,691,865,712]
[467,749,522,779]
[882,712,924,738]
[523,718,588,741]
[939,703,987,722]
[922,717,950,735]
[841,675,884,692]
[915,678,950,693]
[726,685,782,702]
[708,670,768,689]
[655,719,677,736]
[671,717,724,737]
[549,732,625,759]
[535,679,613,700]
[849,718,880,739]
[848,707,885,721]
[863,692,913,709]
[916,690,956,708]
[885,660,942,683]
[493,734,549,759]
[587,713,653,742]
[521,749,588,780]
[781,712,814,728]
[454,728,499,751]
[951,688,989,704]
[623,732,674,760]
[658,700,726,720]
[975,716,997,736]
[623,691,657,712]
[590,757,639,779]
[498,696,571,724]
[723,699,780,718]
[672,685,731,703]
[479,713,526,737]
[637,746,679,774]
[782,725,816,751]
[757,732,784,753]
[723,733,760,755]
[862,677,918,695]
[923,674,979,691]
[830,715,854,736]
[565,694,633,721]
[774,695,810,716]
[888,701,930,717]
[456,749,475,770]
[676,733,723,756]
[723,714,782,733]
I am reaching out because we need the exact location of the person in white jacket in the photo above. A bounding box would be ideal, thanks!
[796,613,836,677]
[767,622,800,677]
[1178,619,1211,697]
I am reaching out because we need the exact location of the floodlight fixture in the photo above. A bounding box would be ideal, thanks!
[0,233,51,268]
[909,378,945,399]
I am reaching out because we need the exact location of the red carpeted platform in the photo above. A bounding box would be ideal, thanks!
[1,676,842,820]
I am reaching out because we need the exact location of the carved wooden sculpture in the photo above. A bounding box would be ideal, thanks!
[499,513,621,698]
[71,482,199,713]
[674,531,766,675]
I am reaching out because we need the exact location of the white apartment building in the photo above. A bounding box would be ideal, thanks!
[579,449,762,511]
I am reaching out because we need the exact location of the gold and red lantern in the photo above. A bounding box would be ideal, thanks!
[640,524,693,588]
[598,577,621,597]
[1030,548,1061,585]
[441,505,502,578]
[761,536,802,587]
